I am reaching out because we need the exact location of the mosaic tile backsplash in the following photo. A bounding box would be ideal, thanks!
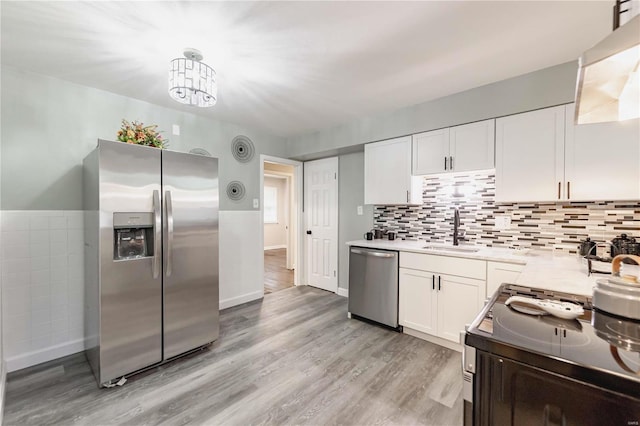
[374,170,640,255]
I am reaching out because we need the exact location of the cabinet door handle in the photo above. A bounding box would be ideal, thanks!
[438,275,441,291]
[557,182,561,200]
[444,156,447,171]
[449,156,454,170]
[567,181,570,199]
[432,275,435,290]
[406,190,410,203]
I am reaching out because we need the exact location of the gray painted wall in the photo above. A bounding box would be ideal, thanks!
[1,66,286,211]
[338,152,373,290]
[286,61,578,159]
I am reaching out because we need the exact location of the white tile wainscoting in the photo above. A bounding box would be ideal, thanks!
[1,210,85,372]
[1,209,265,372]
[219,210,264,309]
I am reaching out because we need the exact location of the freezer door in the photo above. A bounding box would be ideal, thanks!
[162,150,219,359]
[97,141,163,383]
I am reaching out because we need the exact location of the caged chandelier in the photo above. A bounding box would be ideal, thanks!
[168,48,217,107]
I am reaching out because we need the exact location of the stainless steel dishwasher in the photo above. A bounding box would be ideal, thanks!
[348,246,400,329]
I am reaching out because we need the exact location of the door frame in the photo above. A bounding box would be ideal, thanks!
[260,155,303,288]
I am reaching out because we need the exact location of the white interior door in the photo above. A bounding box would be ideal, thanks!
[304,157,338,293]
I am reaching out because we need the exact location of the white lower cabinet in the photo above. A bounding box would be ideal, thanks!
[486,261,525,297]
[399,253,486,344]
[399,268,437,335]
[436,274,484,342]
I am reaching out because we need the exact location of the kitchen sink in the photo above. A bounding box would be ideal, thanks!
[423,245,480,253]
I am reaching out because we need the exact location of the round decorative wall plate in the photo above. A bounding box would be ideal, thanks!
[231,135,255,163]
[226,181,246,201]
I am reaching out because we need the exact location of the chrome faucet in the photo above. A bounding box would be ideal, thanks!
[453,207,465,246]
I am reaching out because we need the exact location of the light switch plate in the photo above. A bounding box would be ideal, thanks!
[253,198,259,208]
[172,124,180,135]
[357,205,363,215]
[495,215,511,230]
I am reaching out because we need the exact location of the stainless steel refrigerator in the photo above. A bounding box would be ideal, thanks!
[83,139,219,387]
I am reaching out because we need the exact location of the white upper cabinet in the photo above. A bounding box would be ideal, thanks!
[495,106,565,203]
[412,128,450,175]
[496,103,640,203]
[364,136,422,205]
[413,119,495,175]
[564,103,640,201]
[449,120,495,172]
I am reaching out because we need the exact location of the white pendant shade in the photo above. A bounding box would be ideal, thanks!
[168,48,217,108]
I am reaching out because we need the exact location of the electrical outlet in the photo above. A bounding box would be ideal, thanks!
[172,124,180,135]
[495,215,511,230]
[253,198,259,209]
[357,205,363,215]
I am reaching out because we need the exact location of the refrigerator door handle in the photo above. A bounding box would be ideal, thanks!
[153,189,161,279]
[165,190,174,277]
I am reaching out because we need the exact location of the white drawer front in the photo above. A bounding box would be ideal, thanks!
[400,252,486,280]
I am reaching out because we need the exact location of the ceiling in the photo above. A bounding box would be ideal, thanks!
[1,1,613,138]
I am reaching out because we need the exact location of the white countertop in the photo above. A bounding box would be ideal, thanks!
[514,254,598,296]
[346,239,530,263]
[346,239,600,296]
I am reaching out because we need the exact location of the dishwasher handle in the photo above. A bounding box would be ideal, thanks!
[350,248,396,258]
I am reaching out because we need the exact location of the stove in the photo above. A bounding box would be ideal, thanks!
[463,284,640,426]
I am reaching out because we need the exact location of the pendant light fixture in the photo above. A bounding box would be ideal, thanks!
[168,48,217,107]
[575,2,639,124]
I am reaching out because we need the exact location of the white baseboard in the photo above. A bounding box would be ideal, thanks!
[220,290,264,310]
[402,327,462,353]
[264,245,287,251]
[220,210,263,309]
[6,338,86,373]
[337,288,349,298]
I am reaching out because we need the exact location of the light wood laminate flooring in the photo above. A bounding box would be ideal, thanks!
[264,248,294,294]
[4,286,463,425]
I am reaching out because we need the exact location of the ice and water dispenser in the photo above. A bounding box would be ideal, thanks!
[113,212,155,260]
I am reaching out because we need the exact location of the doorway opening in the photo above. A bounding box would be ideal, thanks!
[260,156,303,295]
